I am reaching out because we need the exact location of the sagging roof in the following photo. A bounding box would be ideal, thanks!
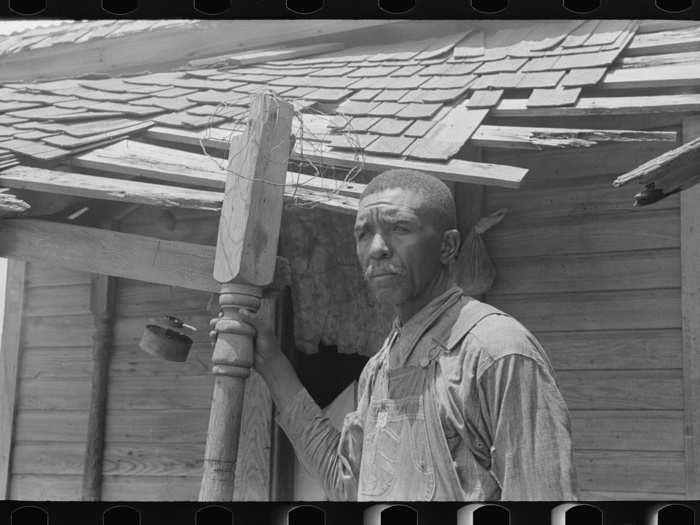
[0,20,696,218]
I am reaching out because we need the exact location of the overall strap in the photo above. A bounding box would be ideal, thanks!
[444,299,509,352]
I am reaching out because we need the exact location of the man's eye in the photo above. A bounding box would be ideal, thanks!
[392,224,409,232]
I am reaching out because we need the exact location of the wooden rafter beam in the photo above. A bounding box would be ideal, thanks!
[144,127,529,188]
[0,165,223,212]
[612,136,700,206]
[69,140,362,214]
[492,94,700,118]
[625,26,700,57]
[0,219,219,292]
[601,64,700,90]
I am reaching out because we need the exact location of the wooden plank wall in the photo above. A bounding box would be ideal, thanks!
[9,207,274,500]
[9,260,93,499]
[482,138,685,500]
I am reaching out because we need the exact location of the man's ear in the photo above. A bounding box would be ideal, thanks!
[440,229,461,265]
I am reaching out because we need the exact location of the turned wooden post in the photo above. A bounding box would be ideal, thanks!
[199,92,293,501]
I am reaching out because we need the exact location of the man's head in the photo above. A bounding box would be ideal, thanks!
[354,169,460,311]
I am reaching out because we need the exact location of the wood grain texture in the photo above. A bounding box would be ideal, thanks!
[681,116,700,498]
[0,165,223,212]
[491,249,680,294]
[230,296,275,501]
[0,219,220,293]
[484,140,676,184]
[558,370,682,410]
[404,107,487,160]
[25,262,91,288]
[233,370,272,501]
[472,125,676,151]
[20,343,211,380]
[9,473,201,500]
[22,314,94,349]
[574,451,685,494]
[82,274,117,501]
[144,126,529,189]
[612,136,700,191]
[493,94,700,118]
[489,288,681,332]
[485,173,679,219]
[571,410,684,451]
[18,376,213,411]
[15,409,209,444]
[626,25,700,57]
[13,441,204,477]
[485,211,680,258]
[24,284,92,317]
[538,329,682,370]
[0,259,25,498]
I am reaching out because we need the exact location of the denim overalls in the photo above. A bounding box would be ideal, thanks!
[356,294,506,501]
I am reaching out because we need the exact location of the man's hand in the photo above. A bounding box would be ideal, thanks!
[208,308,284,377]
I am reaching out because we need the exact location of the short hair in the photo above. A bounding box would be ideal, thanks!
[360,169,457,233]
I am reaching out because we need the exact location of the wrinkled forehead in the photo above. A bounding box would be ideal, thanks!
[355,187,427,224]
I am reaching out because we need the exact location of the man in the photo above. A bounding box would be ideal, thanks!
[212,169,577,501]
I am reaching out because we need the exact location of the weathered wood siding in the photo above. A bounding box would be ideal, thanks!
[10,260,93,499]
[483,138,685,500]
[9,209,274,500]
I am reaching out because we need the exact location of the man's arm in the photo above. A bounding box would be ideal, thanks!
[213,309,362,500]
[477,353,578,501]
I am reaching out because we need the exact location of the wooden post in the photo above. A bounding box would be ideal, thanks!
[81,272,117,501]
[199,93,293,501]
[681,116,700,499]
[0,258,25,498]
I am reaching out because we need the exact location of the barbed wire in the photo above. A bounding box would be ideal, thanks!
[197,89,367,211]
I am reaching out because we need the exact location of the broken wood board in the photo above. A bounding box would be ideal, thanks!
[0,166,223,211]
[618,50,700,70]
[144,125,528,188]
[404,107,488,160]
[471,125,677,150]
[492,94,700,118]
[626,25,700,57]
[613,136,700,190]
[0,219,220,293]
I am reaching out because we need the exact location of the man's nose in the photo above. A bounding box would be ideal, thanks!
[369,232,390,258]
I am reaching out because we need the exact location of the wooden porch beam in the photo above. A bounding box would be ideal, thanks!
[492,94,700,118]
[602,64,700,90]
[144,127,529,188]
[71,140,362,213]
[612,136,700,199]
[0,219,219,293]
[0,165,222,212]
[0,259,25,498]
[82,272,117,501]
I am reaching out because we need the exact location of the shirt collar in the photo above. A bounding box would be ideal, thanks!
[389,285,464,366]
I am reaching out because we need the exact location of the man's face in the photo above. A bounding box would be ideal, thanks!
[354,187,444,306]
